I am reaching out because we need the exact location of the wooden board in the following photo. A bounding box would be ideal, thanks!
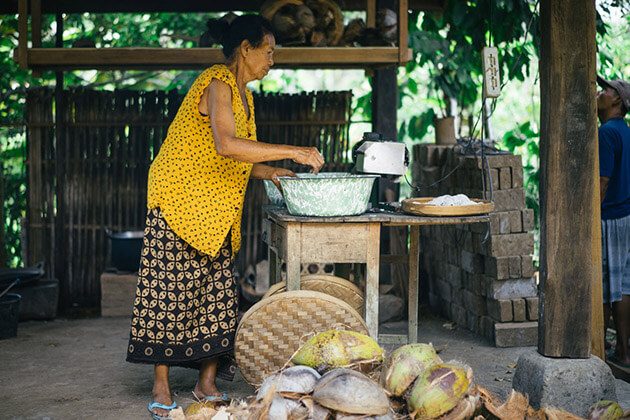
[23,47,413,70]
[401,197,494,217]
[265,205,489,226]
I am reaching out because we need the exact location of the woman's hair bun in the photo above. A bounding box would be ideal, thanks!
[199,18,231,47]
[199,13,273,59]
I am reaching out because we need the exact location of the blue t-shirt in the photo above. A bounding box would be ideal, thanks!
[599,117,630,220]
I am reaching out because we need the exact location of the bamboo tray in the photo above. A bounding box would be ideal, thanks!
[401,197,494,217]
[235,290,368,385]
[263,274,365,315]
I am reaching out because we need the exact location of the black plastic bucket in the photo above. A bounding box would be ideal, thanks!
[105,229,144,272]
[0,293,21,340]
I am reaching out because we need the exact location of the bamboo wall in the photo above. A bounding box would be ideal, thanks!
[26,88,352,312]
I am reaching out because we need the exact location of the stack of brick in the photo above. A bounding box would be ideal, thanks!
[413,144,538,347]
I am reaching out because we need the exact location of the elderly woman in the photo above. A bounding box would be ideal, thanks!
[126,14,324,419]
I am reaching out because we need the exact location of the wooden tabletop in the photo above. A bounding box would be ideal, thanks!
[264,206,490,226]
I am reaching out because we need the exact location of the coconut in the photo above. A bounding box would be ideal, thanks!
[406,362,472,419]
[257,365,322,399]
[183,401,217,419]
[313,368,390,416]
[292,330,384,373]
[587,400,624,420]
[380,343,442,396]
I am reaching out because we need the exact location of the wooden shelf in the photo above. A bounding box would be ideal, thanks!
[23,47,413,70]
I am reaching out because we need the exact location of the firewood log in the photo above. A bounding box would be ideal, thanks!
[304,0,344,46]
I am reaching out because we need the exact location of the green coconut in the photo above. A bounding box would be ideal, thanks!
[380,343,442,397]
[587,400,623,420]
[313,368,390,416]
[292,330,384,372]
[406,362,472,419]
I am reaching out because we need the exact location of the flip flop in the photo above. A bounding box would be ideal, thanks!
[147,401,178,420]
[193,391,230,403]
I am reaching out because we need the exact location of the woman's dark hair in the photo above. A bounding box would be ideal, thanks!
[204,14,274,60]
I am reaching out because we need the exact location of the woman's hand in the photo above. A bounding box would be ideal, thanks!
[292,147,325,174]
[268,167,296,189]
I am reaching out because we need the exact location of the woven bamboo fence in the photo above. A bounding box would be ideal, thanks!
[25,87,353,312]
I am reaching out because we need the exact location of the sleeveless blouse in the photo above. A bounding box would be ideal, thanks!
[147,65,256,257]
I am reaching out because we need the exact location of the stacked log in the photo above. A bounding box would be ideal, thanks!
[260,0,397,47]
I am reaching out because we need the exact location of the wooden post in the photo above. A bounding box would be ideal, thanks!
[285,223,301,291]
[538,0,597,358]
[18,0,28,68]
[408,225,420,342]
[398,0,408,63]
[32,0,42,47]
[367,0,376,28]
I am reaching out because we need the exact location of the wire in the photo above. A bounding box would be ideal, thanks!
[404,161,463,191]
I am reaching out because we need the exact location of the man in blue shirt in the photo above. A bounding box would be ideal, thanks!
[597,75,630,368]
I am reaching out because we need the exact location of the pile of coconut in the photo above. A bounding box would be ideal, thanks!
[170,329,629,420]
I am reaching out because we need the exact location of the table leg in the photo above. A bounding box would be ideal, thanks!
[408,225,420,343]
[365,223,381,339]
[285,223,302,291]
[268,246,281,286]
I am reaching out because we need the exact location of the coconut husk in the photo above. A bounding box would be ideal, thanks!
[407,363,472,419]
[257,366,321,399]
[380,343,442,397]
[301,396,332,420]
[292,330,384,374]
[439,393,481,420]
[313,369,390,416]
[478,387,530,419]
[335,412,395,419]
[184,401,218,419]
[587,400,624,420]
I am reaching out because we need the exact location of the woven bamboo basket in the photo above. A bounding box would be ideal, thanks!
[262,274,365,315]
[235,290,368,385]
[401,197,495,216]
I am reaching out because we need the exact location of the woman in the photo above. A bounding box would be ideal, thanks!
[126,14,324,419]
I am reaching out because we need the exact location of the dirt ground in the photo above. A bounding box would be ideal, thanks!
[1,315,628,419]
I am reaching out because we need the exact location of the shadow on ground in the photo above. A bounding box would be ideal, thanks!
[1,315,628,419]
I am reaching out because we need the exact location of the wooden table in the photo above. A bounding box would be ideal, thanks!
[262,206,489,344]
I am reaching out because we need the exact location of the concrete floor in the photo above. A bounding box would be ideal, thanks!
[1,316,628,420]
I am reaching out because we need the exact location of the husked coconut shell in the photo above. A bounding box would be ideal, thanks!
[313,368,389,416]
[406,362,472,419]
[292,330,384,373]
[336,412,394,419]
[269,396,308,420]
[311,403,332,420]
[380,343,442,396]
[257,365,322,399]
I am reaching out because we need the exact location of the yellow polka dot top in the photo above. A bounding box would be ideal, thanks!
[147,65,256,258]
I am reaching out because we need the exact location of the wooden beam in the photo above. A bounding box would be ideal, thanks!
[24,47,413,70]
[398,0,408,63]
[0,0,445,14]
[538,0,597,358]
[18,0,28,69]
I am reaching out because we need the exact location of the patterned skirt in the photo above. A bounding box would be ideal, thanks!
[126,208,238,380]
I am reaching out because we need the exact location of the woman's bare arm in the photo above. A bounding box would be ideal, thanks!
[207,80,323,171]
